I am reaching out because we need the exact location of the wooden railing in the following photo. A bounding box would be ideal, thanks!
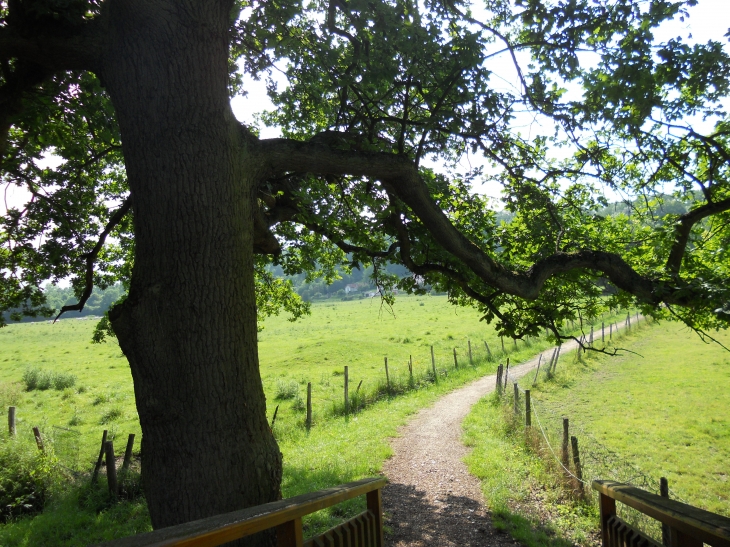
[594,480,730,547]
[97,477,386,547]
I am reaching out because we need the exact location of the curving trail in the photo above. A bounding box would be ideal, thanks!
[381,338,583,546]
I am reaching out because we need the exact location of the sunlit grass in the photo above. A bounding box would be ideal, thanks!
[463,320,730,547]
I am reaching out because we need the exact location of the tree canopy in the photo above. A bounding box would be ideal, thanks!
[2,0,730,341]
[1,0,730,533]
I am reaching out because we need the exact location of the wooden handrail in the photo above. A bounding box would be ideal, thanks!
[593,480,730,547]
[96,477,387,547]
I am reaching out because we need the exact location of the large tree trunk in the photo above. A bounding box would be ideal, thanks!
[101,0,282,536]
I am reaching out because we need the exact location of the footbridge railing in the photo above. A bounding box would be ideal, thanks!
[594,480,730,547]
[98,477,386,547]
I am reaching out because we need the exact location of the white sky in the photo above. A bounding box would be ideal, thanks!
[229,0,730,201]
[231,0,730,127]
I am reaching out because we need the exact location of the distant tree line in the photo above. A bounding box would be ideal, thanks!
[3,284,125,324]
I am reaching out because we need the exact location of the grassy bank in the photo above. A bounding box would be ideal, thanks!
[463,320,730,547]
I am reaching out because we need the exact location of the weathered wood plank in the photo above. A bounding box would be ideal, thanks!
[95,477,386,547]
[606,515,661,547]
[367,487,384,547]
[276,518,304,547]
[593,481,730,547]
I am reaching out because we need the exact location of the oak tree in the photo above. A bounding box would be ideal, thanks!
[2,0,729,539]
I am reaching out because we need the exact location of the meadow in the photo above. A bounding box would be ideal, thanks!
[463,320,730,547]
[1,294,529,458]
[0,293,576,545]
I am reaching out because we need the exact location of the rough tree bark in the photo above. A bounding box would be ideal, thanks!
[100,0,282,535]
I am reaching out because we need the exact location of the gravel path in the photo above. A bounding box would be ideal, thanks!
[382,338,583,546]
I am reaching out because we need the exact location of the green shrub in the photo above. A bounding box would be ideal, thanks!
[100,406,124,424]
[22,368,77,391]
[22,368,53,391]
[0,381,22,409]
[275,380,299,400]
[0,438,60,523]
[291,392,305,411]
[93,393,111,406]
[52,372,77,390]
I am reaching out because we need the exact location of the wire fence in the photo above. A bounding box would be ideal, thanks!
[498,325,684,544]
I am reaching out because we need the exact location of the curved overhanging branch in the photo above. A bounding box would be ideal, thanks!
[54,196,132,321]
[0,21,103,72]
[665,197,730,276]
[385,209,507,322]
[258,136,710,308]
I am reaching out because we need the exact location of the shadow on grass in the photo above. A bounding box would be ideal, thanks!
[492,506,579,547]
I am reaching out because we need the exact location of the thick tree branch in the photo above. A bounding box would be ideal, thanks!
[0,22,103,72]
[665,197,730,276]
[303,219,398,259]
[54,196,132,321]
[258,136,709,308]
[387,210,506,321]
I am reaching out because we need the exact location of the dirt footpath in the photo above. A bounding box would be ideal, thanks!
[382,339,582,546]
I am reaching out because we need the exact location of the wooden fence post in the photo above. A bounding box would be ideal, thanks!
[8,406,15,437]
[599,491,617,547]
[627,312,631,330]
[661,477,670,546]
[525,390,531,427]
[504,358,510,389]
[92,429,108,483]
[105,440,118,499]
[590,326,594,346]
[601,322,605,344]
[453,348,458,369]
[562,418,570,469]
[430,345,437,380]
[546,347,557,374]
[484,341,492,360]
[366,488,384,547]
[32,426,44,451]
[532,354,543,385]
[384,357,390,391]
[570,435,584,496]
[344,366,349,415]
[513,383,519,414]
[468,340,473,365]
[306,382,312,430]
[270,405,279,430]
[121,433,135,472]
[552,345,562,372]
[276,519,304,547]
[609,322,613,339]
[496,365,503,394]
[408,355,413,383]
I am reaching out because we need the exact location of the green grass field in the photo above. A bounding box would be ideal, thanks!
[463,320,730,547]
[1,294,571,545]
[0,295,534,458]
